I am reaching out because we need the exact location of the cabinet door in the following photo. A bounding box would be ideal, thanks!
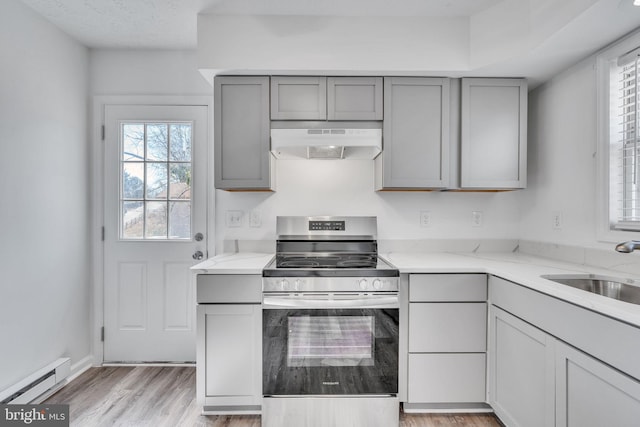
[214,76,272,190]
[488,306,555,427]
[461,78,527,189]
[376,77,450,189]
[327,77,383,120]
[271,76,327,120]
[556,341,640,427]
[197,304,261,408]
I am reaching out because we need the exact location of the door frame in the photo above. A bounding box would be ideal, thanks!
[91,95,213,365]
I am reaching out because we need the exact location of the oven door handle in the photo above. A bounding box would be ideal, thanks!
[262,295,399,309]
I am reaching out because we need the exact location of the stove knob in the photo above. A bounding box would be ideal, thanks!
[358,279,369,290]
[279,279,289,291]
[294,279,301,291]
[373,279,382,290]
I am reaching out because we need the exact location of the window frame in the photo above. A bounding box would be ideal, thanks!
[119,120,194,241]
[596,29,640,242]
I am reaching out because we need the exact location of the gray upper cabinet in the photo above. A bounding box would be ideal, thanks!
[271,76,383,121]
[327,77,383,120]
[271,76,327,120]
[375,77,450,190]
[461,78,527,189]
[214,76,273,191]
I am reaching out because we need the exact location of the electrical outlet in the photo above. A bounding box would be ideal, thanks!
[420,211,431,227]
[226,210,243,227]
[472,211,483,227]
[249,210,262,228]
[552,211,563,230]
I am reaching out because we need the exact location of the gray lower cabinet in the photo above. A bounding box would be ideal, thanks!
[196,274,262,413]
[460,78,527,189]
[214,76,273,190]
[488,306,555,427]
[489,275,640,427]
[555,341,640,427]
[375,77,450,190]
[405,274,487,410]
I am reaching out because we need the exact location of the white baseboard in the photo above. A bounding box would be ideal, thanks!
[33,354,94,404]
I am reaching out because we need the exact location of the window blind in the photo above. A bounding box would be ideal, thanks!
[614,49,640,231]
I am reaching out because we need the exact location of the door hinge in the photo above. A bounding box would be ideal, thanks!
[101,125,105,141]
[101,326,105,342]
[101,226,105,241]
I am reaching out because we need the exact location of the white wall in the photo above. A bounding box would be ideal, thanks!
[0,0,91,391]
[91,49,212,95]
[215,160,522,253]
[520,58,600,247]
[197,15,470,75]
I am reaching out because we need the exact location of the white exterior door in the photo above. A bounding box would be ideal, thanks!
[103,104,208,362]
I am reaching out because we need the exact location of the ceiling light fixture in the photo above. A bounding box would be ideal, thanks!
[635,0,640,6]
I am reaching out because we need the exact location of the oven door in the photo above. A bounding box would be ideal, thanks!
[262,293,399,396]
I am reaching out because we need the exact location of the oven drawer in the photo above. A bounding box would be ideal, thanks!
[409,302,487,352]
[197,274,261,303]
[409,274,487,302]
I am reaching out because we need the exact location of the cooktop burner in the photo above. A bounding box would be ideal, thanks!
[276,254,377,269]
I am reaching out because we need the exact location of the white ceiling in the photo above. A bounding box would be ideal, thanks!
[16,0,640,86]
[19,0,501,49]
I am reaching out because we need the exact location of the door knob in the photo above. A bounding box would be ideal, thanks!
[192,250,204,260]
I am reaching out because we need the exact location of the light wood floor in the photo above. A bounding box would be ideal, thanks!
[45,366,503,427]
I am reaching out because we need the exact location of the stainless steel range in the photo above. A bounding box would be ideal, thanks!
[262,216,400,427]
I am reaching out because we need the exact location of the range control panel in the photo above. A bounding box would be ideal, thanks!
[308,220,346,231]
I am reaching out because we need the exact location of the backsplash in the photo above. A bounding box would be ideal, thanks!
[221,238,640,277]
[214,159,522,254]
[519,240,640,276]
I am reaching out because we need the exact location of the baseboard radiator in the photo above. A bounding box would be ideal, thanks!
[0,358,71,404]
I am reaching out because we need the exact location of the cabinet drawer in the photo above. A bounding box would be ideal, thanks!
[408,353,486,403]
[197,275,262,303]
[409,302,487,352]
[410,274,487,302]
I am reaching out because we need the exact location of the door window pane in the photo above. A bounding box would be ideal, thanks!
[123,124,145,161]
[122,163,144,199]
[169,202,191,239]
[146,163,168,199]
[146,124,168,161]
[122,201,144,239]
[145,201,168,238]
[169,164,191,199]
[170,124,192,161]
[120,121,193,240]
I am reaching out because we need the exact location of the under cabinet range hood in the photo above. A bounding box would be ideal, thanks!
[270,122,382,160]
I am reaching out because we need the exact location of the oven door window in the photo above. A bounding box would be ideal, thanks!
[288,316,375,367]
[263,308,398,396]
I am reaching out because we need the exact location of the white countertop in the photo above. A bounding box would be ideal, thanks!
[191,252,273,275]
[385,251,640,328]
[192,251,640,328]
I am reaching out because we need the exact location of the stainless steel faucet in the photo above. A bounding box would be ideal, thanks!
[615,240,640,253]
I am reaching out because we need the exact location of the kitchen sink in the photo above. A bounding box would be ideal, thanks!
[541,274,640,305]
